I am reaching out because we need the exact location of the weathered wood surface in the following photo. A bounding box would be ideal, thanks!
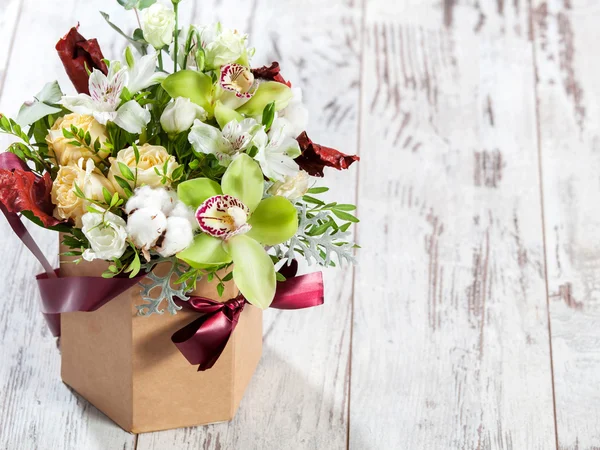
[2,0,600,449]
[532,1,600,448]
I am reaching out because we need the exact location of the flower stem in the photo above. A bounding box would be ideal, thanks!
[157,50,164,71]
[173,1,179,72]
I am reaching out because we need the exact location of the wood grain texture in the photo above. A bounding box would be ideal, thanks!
[349,1,557,448]
[137,0,361,448]
[0,1,136,449]
[532,0,600,448]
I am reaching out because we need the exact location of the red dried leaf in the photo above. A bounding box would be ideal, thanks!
[251,62,292,87]
[56,26,108,95]
[295,132,360,177]
[0,153,61,227]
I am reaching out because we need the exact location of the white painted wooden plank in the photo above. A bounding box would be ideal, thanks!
[349,1,556,449]
[532,0,600,448]
[0,1,135,449]
[137,1,361,449]
[0,0,23,97]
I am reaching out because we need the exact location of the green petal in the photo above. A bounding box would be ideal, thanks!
[162,70,214,116]
[221,154,263,212]
[177,233,232,268]
[177,178,223,209]
[225,235,276,309]
[247,196,298,245]
[214,100,243,129]
[236,82,293,116]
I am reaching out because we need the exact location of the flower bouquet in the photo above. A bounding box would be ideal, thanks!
[0,0,359,433]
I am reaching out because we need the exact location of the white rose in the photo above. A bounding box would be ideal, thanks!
[278,88,309,138]
[81,209,128,261]
[141,3,176,49]
[160,97,207,134]
[108,144,180,196]
[267,170,310,200]
[199,23,248,69]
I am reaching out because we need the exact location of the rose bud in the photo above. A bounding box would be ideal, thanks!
[56,26,108,95]
[160,97,207,135]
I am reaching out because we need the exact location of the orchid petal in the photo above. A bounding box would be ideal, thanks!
[236,81,292,116]
[113,100,151,134]
[225,234,276,309]
[214,101,243,129]
[177,178,222,209]
[221,153,263,212]
[247,196,298,245]
[162,70,213,115]
[177,233,232,268]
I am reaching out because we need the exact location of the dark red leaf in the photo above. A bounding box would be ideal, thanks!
[295,132,360,177]
[252,62,291,87]
[0,153,61,227]
[56,26,108,95]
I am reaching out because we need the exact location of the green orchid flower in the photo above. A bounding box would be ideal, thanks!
[176,154,298,309]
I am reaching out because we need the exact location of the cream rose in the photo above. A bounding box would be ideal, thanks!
[51,159,115,227]
[108,144,180,196]
[46,113,109,166]
[267,170,310,200]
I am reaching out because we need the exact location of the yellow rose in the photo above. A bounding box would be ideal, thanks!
[46,113,110,166]
[108,144,180,196]
[51,159,114,227]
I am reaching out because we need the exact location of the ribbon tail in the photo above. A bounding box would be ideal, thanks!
[271,272,324,310]
[172,309,240,371]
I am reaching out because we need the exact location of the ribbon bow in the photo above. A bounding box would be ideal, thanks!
[172,271,324,371]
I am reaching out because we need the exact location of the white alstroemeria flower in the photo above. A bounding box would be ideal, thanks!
[125,48,166,94]
[278,88,309,138]
[141,3,176,49]
[61,66,151,134]
[160,97,207,134]
[253,118,301,181]
[198,23,251,69]
[81,209,128,261]
[188,118,261,166]
[267,170,310,200]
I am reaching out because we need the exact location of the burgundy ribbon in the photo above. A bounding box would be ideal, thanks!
[172,271,324,371]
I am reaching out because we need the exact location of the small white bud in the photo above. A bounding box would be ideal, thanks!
[160,97,207,134]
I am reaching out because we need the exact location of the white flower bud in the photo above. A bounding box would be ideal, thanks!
[160,97,207,134]
[81,210,128,261]
[278,88,309,138]
[141,3,176,49]
[156,216,194,257]
[127,207,168,250]
[267,170,310,200]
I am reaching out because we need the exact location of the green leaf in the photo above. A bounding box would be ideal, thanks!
[214,101,243,129]
[276,272,286,282]
[118,162,136,181]
[247,196,299,245]
[261,101,276,130]
[177,178,222,208]
[221,154,263,212]
[221,272,234,282]
[177,233,232,268]
[162,70,213,115]
[237,82,293,116]
[100,12,147,55]
[216,283,225,297]
[332,209,359,223]
[307,187,329,194]
[334,204,357,212]
[302,195,325,206]
[225,234,276,309]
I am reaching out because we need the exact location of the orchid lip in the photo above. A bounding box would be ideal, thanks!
[196,194,252,240]
[220,63,258,99]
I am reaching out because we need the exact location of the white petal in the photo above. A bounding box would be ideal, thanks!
[61,94,96,115]
[113,101,151,134]
[127,52,166,93]
[188,119,235,164]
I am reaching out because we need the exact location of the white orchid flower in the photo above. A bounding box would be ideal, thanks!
[253,118,301,181]
[188,118,261,166]
[124,47,166,94]
[61,65,151,134]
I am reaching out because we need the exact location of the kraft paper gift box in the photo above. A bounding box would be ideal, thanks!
[59,253,263,433]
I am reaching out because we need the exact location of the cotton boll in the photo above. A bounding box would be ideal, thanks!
[170,201,199,230]
[156,216,194,257]
[127,207,168,250]
[125,186,177,215]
